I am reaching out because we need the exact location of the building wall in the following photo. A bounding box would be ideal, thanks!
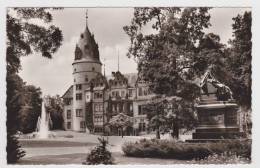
[72,61,101,131]
[63,98,73,130]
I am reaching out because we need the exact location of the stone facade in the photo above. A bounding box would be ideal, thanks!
[62,18,153,135]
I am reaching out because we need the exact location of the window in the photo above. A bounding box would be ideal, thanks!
[99,104,103,111]
[138,87,143,96]
[74,78,76,82]
[67,122,71,129]
[85,75,88,82]
[116,91,119,97]
[144,88,148,96]
[76,93,82,100]
[64,98,71,105]
[94,104,98,112]
[130,104,133,112]
[94,92,103,99]
[129,90,133,97]
[74,68,76,72]
[92,67,95,71]
[67,110,71,119]
[138,105,146,115]
[76,84,82,90]
[139,122,146,132]
[112,91,115,97]
[80,33,84,38]
[121,91,125,98]
[80,121,85,128]
[76,109,83,117]
[94,115,103,122]
[94,103,103,112]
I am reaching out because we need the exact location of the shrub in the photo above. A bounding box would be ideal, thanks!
[122,138,251,160]
[196,153,251,164]
[84,137,114,165]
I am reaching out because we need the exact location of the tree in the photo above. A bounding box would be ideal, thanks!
[226,11,251,109]
[144,96,167,139]
[19,85,42,134]
[124,8,213,99]
[124,7,212,137]
[45,95,64,130]
[144,96,197,139]
[6,8,63,163]
[225,11,252,135]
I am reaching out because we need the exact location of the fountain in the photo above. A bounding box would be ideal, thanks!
[35,96,55,139]
[37,100,49,138]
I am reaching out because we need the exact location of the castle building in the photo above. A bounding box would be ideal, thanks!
[62,14,153,135]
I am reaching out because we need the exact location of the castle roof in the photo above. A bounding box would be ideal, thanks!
[62,85,73,98]
[74,15,100,63]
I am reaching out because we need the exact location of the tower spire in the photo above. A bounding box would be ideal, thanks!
[85,9,88,27]
[117,49,120,72]
[103,58,106,77]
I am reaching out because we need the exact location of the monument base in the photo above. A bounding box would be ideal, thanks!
[186,127,246,143]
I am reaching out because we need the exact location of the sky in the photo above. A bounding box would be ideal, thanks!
[18,7,251,96]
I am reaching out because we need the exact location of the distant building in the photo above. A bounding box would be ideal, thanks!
[62,14,154,135]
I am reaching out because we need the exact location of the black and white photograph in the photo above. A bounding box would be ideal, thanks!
[4,5,254,165]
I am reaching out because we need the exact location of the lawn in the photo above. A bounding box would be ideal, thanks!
[17,131,250,165]
[19,139,97,148]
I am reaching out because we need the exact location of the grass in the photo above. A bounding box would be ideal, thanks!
[19,140,97,148]
[17,152,250,165]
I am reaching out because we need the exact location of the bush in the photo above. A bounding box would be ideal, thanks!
[122,138,251,160]
[196,153,250,164]
[84,137,114,165]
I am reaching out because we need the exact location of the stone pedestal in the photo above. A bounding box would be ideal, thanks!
[190,95,245,141]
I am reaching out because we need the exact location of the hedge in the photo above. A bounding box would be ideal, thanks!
[122,139,251,160]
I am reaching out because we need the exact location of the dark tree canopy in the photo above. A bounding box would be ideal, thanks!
[6,8,63,163]
[124,7,212,99]
[226,11,252,109]
[7,8,63,74]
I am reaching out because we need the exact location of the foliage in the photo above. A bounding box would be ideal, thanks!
[143,96,168,139]
[144,96,197,139]
[7,133,25,164]
[226,11,252,109]
[122,139,251,161]
[84,137,114,165]
[6,8,63,163]
[7,8,63,73]
[45,95,64,130]
[18,85,42,133]
[196,153,250,164]
[124,7,211,99]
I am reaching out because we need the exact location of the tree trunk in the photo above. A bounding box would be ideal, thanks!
[172,120,179,139]
[156,128,160,139]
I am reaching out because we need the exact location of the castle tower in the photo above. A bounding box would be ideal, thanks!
[72,12,102,131]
